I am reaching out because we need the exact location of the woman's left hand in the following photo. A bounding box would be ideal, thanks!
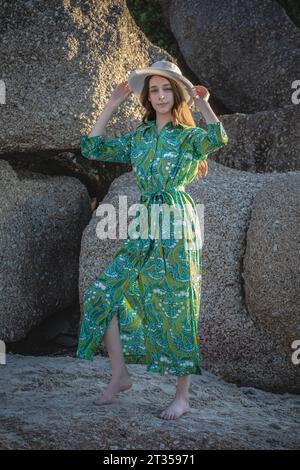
[192,85,210,106]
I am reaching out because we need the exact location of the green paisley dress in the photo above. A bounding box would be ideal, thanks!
[76,119,228,376]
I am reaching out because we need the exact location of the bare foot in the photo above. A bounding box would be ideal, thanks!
[159,397,191,420]
[93,373,133,405]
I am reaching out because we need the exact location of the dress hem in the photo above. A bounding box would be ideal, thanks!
[76,350,202,376]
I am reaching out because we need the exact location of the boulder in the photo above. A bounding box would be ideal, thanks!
[218,106,300,173]
[0,160,91,342]
[79,158,300,392]
[243,174,300,348]
[167,0,300,113]
[0,0,174,154]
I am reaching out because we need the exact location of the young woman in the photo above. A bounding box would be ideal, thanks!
[76,60,229,420]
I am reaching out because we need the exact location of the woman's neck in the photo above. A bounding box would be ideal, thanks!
[155,113,173,131]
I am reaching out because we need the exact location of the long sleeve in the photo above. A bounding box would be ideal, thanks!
[80,131,134,164]
[190,121,229,161]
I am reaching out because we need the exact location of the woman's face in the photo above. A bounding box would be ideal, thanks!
[148,75,174,116]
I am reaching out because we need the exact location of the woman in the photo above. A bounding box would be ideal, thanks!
[76,60,229,419]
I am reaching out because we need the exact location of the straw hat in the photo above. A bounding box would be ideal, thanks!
[127,60,195,108]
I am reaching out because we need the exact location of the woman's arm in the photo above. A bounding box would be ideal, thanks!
[88,102,116,137]
[189,121,228,162]
[189,85,229,160]
[80,131,133,164]
[191,84,219,124]
[79,81,134,164]
[195,100,220,124]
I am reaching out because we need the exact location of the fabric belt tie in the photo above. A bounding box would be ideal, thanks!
[140,185,185,205]
[139,186,185,240]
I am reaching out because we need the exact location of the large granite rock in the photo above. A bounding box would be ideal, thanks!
[218,105,300,172]
[0,0,173,154]
[167,0,300,113]
[243,174,300,347]
[79,159,300,393]
[0,354,299,449]
[0,159,91,342]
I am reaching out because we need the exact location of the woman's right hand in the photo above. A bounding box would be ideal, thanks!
[107,80,133,109]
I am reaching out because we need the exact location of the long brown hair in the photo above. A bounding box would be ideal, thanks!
[139,74,208,181]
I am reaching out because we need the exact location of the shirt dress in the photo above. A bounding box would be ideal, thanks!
[76,119,228,376]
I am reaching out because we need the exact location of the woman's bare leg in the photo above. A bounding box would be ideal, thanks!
[104,314,129,378]
[93,315,133,405]
[159,375,192,420]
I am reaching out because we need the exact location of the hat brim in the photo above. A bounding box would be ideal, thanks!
[128,67,195,108]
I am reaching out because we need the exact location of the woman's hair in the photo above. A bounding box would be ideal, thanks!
[139,74,208,181]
